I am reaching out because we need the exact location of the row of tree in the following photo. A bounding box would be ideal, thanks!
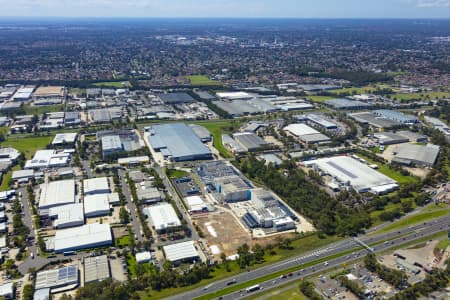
[364,253,409,289]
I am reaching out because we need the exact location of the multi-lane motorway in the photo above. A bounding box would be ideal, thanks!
[167,214,450,300]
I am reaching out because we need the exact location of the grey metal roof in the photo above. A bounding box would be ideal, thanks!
[84,255,110,283]
[233,133,268,151]
[393,144,440,166]
[325,98,371,109]
[148,123,212,161]
[159,92,195,104]
[101,135,122,151]
[374,110,418,123]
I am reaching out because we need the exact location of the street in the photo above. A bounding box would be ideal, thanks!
[118,169,143,242]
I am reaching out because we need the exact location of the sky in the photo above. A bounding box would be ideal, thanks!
[0,0,449,18]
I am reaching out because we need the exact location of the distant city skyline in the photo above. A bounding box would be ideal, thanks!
[0,0,449,19]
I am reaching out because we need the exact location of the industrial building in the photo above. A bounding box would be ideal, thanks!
[137,186,162,204]
[284,123,331,144]
[84,193,120,207]
[325,98,371,110]
[197,161,239,189]
[189,124,212,142]
[304,156,398,194]
[163,241,200,264]
[24,149,73,169]
[38,180,76,212]
[52,133,78,146]
[98,129,144,159]
[299,113,338,130]
[84,194,111,217]
[0,282,14,300]
[101,135,123,158]
[374,132,410,145]
[374,110,419,124]
[48,203,84,229]
[12,87,34,101]
[232,132,268,152]
[84,255,110,284]
[392,144,440,167]
[147,123,212,162]
[118,156,150,165]
[35,265,79,292]
[216,91,253,100]
[214,175,252,202]
[83,177,110,195]
[33,86,65,100]
[158,92,195,104]
[144,203,182,233]
[185,196,208,213]
[64,111,81,126]
[259,153,283,166]
[54,223,112,253]
[136,251,152,264]
[33,288,50,300]
[349,111,402,129]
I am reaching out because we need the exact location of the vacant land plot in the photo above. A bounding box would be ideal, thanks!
[1,135,53,159]
[187,75,221,86]
[93,81,131,88]
[391,92,450,102]
[305,95,334,102]
[23,104,64,115]
[195,209,251,258]
[247,285,307,300]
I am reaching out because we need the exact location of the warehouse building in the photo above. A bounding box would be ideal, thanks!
[83,177,110,195]
[101,135,123,158]
[24,149,73,169]
[143,203,182,233]
[137,186,162,204]
[185,196,208,213]
[374,110,418,124]
[147,123,212,162]
[325,98,371,110]
[39,180,76,212]
[54,223,112,253]
[189,124,212,142]
[48,203,84,229]
[84,193,120,207]
[0,282,14,300]
[392,144,440,167]
[84,255,110,284]
[302,113,338,130]
[304,156,398,194]
[216,91,253,100]
[163,241,200,265]
[136,251,152,264]
[232,132,268,152]
[349,111,402,129]
[35,265,79,292]
[33,288,50,300]
[197,161,239,189]
[284,123,331,144]
[158,92,195,104]
[374,132,409,145]
[214,175,252,202]
[52,133,78,146]
[11,169,34,184]
[64,111,81,126]
[84,195,111,217]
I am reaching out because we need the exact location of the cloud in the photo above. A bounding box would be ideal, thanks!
[416,0,450,7]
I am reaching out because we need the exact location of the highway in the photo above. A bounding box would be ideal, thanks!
[166,214,450,300]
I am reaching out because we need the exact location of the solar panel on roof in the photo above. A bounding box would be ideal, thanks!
[326,161,357,179]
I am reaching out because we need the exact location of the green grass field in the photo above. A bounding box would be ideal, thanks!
[0,165,20,192]
[93,81,131,88]
[247,286,307,300]
[23,104,64,115]
[391,92,450,102]
[166,168,190,179]
[192,120,237,158]
[373,204,450,234]
[1,135,53,159]
[305,95,334,102]
[115,235,131,247]
[187,75,221,86]
[436,238,450,250]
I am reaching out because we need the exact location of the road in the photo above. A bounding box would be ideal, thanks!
[154,166,199,241]
[118,169,143,242]
[167,214,450,300]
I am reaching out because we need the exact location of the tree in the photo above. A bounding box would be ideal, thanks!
[22,284,34,300]
[119,207,130,224]
[252,243,265,263]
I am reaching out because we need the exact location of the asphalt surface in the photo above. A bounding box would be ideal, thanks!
[167,214,450,300]
[118,169,143,242]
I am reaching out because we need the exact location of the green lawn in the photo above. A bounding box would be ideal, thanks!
[305,95,334,102]
[166,169,190,178]
[93,81,131,88]
[192,120,239,159]
[187,75,221,86]
[436,238,450,250]
[390,92,450,102]
[0,165,20,191]
[328,84,393,96]
[115,235,131,247]
[23,104,64,115]
[126,254,137,277]
[373,204,450,234]
[1,135,53,159]
[247,286,307,300]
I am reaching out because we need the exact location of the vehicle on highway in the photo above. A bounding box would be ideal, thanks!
[226,279,237,286]
[324,261,329,266]
[246,285,261,293]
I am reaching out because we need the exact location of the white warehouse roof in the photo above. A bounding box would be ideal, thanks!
[39,180,76,210]
[84,195,111,217]
[163,241,199,262]
[83,177,110,195]
[54,223,112,253]
[305,156,398,194]
[144,203,181,231]
[52,133,78,145]
[48,203,84,229]
[284,123,320,136]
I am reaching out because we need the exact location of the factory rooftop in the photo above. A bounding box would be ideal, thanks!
[304,156,398,194]
[144,203,181,232]
[232,132,268,152]
[54,223,112,253]
[158,92,195,104]
[392,144,440,167]
[48,203,84,229]
[374,110,419,124]
[325,98,371,110]
[83,177,110,195]
[84,255,110,284]
[349,111,402,128]
[284,123,331,144]
[147,123,212,162]
[163,241,200,263]
[35,265,78,291]
[39,180,76,211]
[52,133,78,145]
[24,149,73,169]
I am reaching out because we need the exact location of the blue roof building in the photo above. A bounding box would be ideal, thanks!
[374,110,419,124]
